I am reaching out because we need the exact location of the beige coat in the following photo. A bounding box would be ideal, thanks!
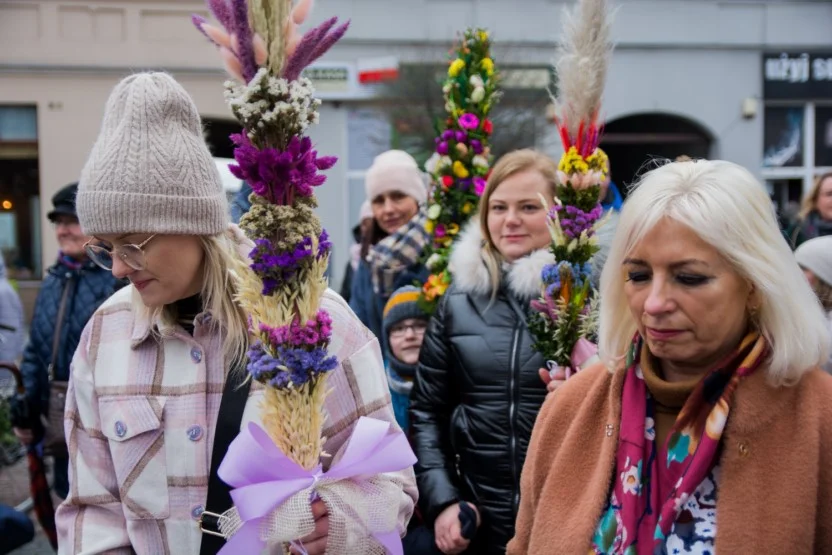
[508,362,832,554]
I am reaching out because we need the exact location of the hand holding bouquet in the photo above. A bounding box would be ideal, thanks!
[193,1,414,553]
[528,0,613,378]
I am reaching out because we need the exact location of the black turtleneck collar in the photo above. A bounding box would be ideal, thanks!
[175,294,203,336]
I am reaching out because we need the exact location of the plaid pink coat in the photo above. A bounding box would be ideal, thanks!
[55,285,417,554]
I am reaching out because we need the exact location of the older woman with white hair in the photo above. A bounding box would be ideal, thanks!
[508,159,832,554]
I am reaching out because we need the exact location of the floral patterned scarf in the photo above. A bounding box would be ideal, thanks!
[594,331,768,554]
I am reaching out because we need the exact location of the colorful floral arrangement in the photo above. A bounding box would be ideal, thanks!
[193,0,344,474]
[528,0,612,374]
[193,1,415,553]
[419,28,500,313]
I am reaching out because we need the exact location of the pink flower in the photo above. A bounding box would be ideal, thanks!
[474,176,487,196]
[435,224,447,238]
[458,113,480,130]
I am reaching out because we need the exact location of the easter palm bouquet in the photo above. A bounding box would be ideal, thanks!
[419,28,500,313]
[527,0,613,376]
[193,1,414,553]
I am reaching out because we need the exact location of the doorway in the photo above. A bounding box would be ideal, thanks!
[600,113,713,196]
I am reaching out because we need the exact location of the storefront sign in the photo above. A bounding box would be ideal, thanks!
[301,66,350,93]
[763,52,832,100]
[358,57,399,83]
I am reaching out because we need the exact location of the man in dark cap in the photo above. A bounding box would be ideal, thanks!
[11,182,123,499]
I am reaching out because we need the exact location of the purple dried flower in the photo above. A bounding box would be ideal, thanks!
[458,178,472,191]
[458,114,479,130]
[455,130,467,142]
[192,15,212,42]
[206,0,234,30]
[260,310,334,350]
[273,346,338,387]
[555,202,604,240]
[317,230,332,259]
[471,139,483,154]
[442,130,455,141]
[283,18,350,82]
[307,20,350,67]
[229,0,257,82]
[245,341,337,389]
[474,177,487,196]
[283,17,336,81]
[249,237,315,295]
[229,134,336,205]
[545,282,560,298]
[437,142,449,155]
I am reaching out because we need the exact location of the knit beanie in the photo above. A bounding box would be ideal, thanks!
[383,285,427,384]
[383,285,427,339]
[77,72,228,236]
[795,235,832,286]
[365,150,427,205]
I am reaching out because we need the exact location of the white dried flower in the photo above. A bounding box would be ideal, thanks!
[426,253,443,271]
[472,155,489,168]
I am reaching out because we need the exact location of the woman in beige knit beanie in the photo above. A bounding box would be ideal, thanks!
[55,72,416,554]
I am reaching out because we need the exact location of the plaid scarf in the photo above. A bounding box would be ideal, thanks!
[366,210,430,297]
[593,331,768,554]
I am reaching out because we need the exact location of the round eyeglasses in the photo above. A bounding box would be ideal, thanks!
[84,235,157,271]
[389,322,428,338]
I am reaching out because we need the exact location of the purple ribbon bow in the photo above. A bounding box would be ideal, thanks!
[216,416,417,554]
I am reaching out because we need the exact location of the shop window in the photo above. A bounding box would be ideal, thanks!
[0,106,40,279]
[763,106,804,168]
[814,106,832,168]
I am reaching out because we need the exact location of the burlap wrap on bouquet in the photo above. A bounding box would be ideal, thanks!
[215,417,416,555]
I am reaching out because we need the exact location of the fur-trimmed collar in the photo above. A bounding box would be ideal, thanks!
[448,222,554,299]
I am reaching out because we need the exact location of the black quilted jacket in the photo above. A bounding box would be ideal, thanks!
[18,258,122,425]
[409,224,553,554]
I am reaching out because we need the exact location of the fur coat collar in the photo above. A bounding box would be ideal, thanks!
[448,222,555,300]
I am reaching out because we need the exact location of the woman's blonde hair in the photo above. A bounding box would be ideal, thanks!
[798,171,832,220]
[134,230,250,367]
[598,159,830,385]
[478,149,559,299]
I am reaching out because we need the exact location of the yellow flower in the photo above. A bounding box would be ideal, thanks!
[423,273,450,302]
[586,148,609,179]
[448,223,460,236]
[558,146,589,175]
[430,273,450,293]
[449,59,465,77]
[425,220,435,234]
[480,57,494,76]
[462,202,474,215]
[478,30,489,42]
[453,161,470,178]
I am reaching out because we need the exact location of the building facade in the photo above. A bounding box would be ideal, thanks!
[1,0,830,313]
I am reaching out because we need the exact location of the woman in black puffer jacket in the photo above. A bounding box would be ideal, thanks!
[410,150,560,555]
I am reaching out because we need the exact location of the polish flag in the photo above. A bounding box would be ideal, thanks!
[358,57,399,83]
